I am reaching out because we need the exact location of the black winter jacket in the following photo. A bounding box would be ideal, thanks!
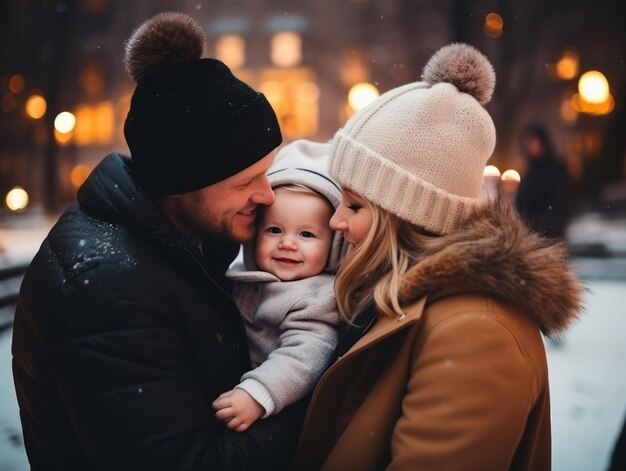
[12,153,303,470]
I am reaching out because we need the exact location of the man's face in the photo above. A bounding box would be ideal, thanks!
[161,152,276,242]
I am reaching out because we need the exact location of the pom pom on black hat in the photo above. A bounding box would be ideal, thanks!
[123,12,206,83]
[421,43,495,105]
[123,12,282,196]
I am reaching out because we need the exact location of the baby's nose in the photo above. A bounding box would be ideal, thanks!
[278,237,298,250]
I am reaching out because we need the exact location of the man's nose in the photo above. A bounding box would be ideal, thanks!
[252,175,275,206]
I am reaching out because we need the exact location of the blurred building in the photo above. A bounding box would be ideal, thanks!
[1,0,624,212]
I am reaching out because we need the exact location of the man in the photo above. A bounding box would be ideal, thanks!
[12,12,303,470]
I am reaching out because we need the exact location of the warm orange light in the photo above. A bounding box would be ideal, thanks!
[9,74,25,94]
[94,101,114,144]
[258,68,319,138]
[482,165,501,201]
[25,94,47,119]
[571,93,614,115]
[560,97,578,123]
[501,169,521,183]
[54,111,76,134]
[483,165,501,179]
[296,82,320,103]
[73,101,115,145]
[348,82,379,113]
[484,13,504,38]
[74,105,94,145]
[556,51,579,80]
[271,32,302,68]
[578,71,609,104]
[70,164,90,188]
[340,49,369,85]
[595,95,614,114]
[501,169,521,194]
[5,186,29,211]
[54,129,73,144]
[259,80,289,115]
[79,66,104,96]
[215,34,246,69]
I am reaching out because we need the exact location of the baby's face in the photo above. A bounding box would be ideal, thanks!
[255,189,334,281]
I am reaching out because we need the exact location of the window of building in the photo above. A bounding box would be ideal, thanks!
[270,31,301,68]
[215,34,246,69]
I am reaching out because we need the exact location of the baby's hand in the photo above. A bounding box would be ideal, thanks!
[212,388,265,432]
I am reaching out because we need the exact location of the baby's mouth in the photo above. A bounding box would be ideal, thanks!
[273,258,301,264]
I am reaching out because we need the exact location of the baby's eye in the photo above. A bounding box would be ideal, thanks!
[267,227,282,234]
[347,203,362,212]
[300,231,316,238]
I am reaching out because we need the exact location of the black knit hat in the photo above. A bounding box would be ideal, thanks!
[123,12,282,195]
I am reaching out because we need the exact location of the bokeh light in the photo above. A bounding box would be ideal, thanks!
[556,50,579,80]
[54,111,77,134]
[271,31,302,68]
[70,164,90,189]
[484,12,504,38]
[25,94,47,119]
[501,169,521,183]
[5,186,29,211]
[215,34,246,70]
[348,82,379,112]
[483,165,501,179]
[578,71,609,104]
[9,74,25,94]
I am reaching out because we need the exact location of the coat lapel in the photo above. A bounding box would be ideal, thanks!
[343,296,428,359]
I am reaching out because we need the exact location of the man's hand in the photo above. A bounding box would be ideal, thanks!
[212,388,265,432]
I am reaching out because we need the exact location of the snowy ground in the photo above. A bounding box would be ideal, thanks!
[0,328,26,471]
[548,279,626,471]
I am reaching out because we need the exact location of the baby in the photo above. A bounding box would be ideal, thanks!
[213,139,345,432]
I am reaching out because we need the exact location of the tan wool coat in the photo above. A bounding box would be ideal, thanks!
[291,200,584,471]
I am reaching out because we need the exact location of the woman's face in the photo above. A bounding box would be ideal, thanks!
[329,188,373,245]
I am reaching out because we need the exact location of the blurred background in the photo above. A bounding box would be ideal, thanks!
[1,1,625,470]
[1,0,625,214]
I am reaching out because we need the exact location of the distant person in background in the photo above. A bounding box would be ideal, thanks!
[515,122,575,240]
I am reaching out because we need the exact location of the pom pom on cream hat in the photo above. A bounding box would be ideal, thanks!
[328,43,497,235]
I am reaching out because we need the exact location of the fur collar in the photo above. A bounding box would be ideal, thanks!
[399,198,585,335]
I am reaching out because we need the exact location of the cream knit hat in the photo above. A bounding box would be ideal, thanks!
[328,43,497,235]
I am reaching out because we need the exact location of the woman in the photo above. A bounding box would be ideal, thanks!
[291,44,583,470]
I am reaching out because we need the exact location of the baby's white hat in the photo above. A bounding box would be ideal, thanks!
[268,139,342,210]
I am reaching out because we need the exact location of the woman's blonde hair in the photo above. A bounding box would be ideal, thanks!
[334,201,438,321]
